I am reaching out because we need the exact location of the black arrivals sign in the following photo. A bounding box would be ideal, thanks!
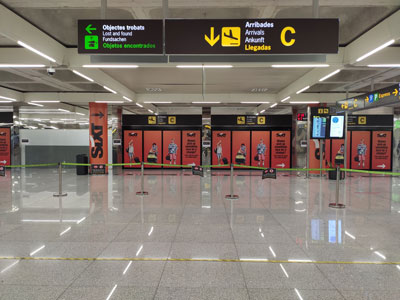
[165,19,338,55]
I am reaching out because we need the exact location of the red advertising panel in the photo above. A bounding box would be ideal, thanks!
[331,133,351,168]
[163,131,181,167]
[212,130,231,166]
[0,128,11,166]
[144,131,162,168]
[232,131,250,167]
[371,131,391,170]
[251,131,270,167]
[271,131,290,168]
[123,130,142,168]
[308,139,331,174]
[182,130,201,166]
[351,131,371,170]
[89,103,108,172]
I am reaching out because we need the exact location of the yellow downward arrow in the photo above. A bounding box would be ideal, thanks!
[205,27,220,47]
[365,96,369,102]
[393,88,398,96]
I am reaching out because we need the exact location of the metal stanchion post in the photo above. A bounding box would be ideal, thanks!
[136,162,148,195]
[225,164,239,200]
[53,163,67,197]
[329,165,345,208]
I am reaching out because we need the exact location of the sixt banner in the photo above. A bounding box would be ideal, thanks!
[89,103,108,173]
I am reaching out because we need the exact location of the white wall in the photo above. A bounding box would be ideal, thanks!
[20,129,113,166]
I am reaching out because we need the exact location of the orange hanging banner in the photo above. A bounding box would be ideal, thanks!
[89,102,108,173]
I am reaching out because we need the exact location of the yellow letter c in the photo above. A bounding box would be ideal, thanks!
[281,26,296,46]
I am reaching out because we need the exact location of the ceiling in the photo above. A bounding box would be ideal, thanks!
[0,0,399,123]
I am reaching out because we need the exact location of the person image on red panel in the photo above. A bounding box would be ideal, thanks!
[235,143,247,165]
[215,140,223,165]
[256,138,266,166]
[127,140,135,163]
[168,138,178,165]
[148,143,158,163]
[357,139,367,167]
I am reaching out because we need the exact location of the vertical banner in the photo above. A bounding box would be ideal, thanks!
[89,103,108,172]
[143,130,162,168]
[0,128,11,166]
[212,130,231,166]
[163,131,181,167]
[351,131,371,170]
[371,131,392,170]
[182,130,201,166]
[271,131,290,168]
[251,131,270,167]
[123,130,142,168]
[232,131,250,167]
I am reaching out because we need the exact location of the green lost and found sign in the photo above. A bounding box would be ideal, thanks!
[78,20,163,54]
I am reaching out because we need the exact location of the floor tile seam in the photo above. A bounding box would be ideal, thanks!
[152,188,188,300]
[222,198,251,300]
[313,263,349,299]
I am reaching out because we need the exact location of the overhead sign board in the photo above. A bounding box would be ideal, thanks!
[165,19,338,55]
[337,84,400,112]
[78,20,163,54]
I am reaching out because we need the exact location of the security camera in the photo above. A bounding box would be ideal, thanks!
[47,67,56,76]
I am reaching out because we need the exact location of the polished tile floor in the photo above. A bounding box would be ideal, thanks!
[0,167,400,299]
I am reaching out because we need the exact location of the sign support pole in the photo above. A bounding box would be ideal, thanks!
[306,106,311,178]
[136,162,149,196]
[53,163,67,198]
[329,166,345,209]
[225,164,239,200]
[344,111,348,177]
[319,139,323,177]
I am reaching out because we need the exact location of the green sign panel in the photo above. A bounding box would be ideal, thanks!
[78,20,163,54]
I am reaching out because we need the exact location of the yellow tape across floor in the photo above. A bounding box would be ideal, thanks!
[0,256,399,265]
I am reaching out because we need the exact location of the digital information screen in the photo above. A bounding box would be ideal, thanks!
[329,115,344,138]
[312,116,327,139]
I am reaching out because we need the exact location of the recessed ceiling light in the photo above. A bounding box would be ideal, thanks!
[240,102,270,104]
[76,112,85,116]
[143,101,172,104]
[289,101,320,104]
[103,86,117,94]
[270,103,278,108]
[27,102,43,107]
[136,103,143,108]
[0,64,46,68]
[192,101,221,104]
[296,86,310,94]
[0,96,16,101]
[31,100,60,103]
[0,100,13,103]
[271,64,329,68]
[58,109,70,112]
[260,109,266,113]
[176,65,233,68]
[17,41,56,63]
[148,109,154,113]
[123,96,133,102]
[280,96,290,102]
[83,64,139,68]
[72,70,94,82]
[319,69,341,82]
[145,87,163,92]
[367,64,400,68]
[95,101,124,103]
[356,39,395,62]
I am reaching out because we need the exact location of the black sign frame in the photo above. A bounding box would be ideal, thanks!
[262,168,277,179]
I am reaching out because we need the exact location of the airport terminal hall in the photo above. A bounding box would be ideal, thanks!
[2,0,400,299]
